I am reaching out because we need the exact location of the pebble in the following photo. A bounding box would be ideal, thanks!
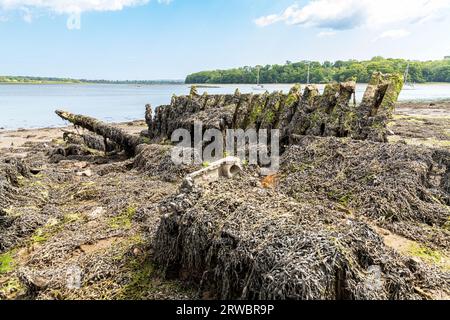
[76,169,93,177]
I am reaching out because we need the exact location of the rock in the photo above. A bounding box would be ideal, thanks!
[76,169,93,177]
[88,207,105,220]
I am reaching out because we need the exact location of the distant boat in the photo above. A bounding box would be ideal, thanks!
[404,63,415,89]
[252,66,265,91]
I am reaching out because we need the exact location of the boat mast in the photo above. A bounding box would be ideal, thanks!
[404,63,413,87]
[256,66,260,86]
[307,62,311,84]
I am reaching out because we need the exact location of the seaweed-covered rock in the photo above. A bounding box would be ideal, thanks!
[153,137,449,300]
[154,169,448,300]
[133,144,200,182]
[0,158,30,209]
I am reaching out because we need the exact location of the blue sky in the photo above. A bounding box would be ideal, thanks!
[0,0,449,80]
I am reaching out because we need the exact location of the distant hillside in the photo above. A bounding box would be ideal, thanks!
[0,76,184,85]
[185,57,450,84]
[0,76,82,84]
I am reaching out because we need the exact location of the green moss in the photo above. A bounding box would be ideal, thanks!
[338,194,353,207]
[31,230,49,244]
[286,85,300,106]
[30,215,81,245]
[368,72,383,86]
[249,103,263,125]
[327,191,353,208]
[380,73,404,113]
[117,256,192,300]
[202,161,210,168]
[408,244,443,265]
[110,206,137,230]
[118,260,156,300]
[63,213,84,224]
[31,222,60,244]
[0,251,16,274]
[264,110,275,123]
[141,137,151,144]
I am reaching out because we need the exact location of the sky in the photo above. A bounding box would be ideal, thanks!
[0,0,449,80]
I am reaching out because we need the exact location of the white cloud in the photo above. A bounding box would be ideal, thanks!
[317,30,337,37]
[0,0,172,29]
[374,29,411,41]
[0,0,151,14]
[21,7,32,23]
[254,0,450,30]
[254,14,282,27]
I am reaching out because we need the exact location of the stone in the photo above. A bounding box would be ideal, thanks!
[76,169,93,177]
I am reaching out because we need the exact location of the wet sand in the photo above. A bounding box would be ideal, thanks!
[0,120,147,150]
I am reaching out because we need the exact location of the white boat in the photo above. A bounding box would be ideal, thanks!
[252,67,266,91]
[252,84,265,91]
[404,63,415,89]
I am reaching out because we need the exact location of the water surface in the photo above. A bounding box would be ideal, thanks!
[1,83,449,130]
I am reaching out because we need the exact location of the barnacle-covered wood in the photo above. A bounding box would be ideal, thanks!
[56,110,142,156]
[63,131,119,153]
[145,72,403,143]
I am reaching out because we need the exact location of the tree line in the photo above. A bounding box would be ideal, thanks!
[185,57,450,84]
[0,76,184,85]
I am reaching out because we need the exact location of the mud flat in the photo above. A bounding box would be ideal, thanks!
[390,100,450,149]
[1,81,449,300]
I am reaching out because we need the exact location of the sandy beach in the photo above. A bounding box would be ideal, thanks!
[0,120,147,151]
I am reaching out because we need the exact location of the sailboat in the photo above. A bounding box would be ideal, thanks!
[403,63,415,90]
[252,66,265,91]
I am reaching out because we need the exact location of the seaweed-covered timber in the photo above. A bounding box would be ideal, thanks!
[55,110,143,156]
[62,131,119,153]
[145,72,403,143]
[55,72,403,159]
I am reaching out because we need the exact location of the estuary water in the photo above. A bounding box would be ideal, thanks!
[1,83,450,130]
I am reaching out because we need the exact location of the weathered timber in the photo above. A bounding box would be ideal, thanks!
[145,72,403,143]
[55,110,142,156]
[62,130,119,153]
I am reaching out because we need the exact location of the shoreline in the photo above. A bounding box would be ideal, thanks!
[0,120,147,150]
[2,100,450,150]
[2,81,450,86]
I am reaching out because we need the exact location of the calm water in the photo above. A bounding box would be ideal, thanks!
[1,83,450,130]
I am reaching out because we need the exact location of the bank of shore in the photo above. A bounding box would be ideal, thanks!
[2,101,450,150]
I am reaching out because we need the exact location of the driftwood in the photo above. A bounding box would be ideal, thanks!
[62,130,119,153]
[55,110,142,156]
